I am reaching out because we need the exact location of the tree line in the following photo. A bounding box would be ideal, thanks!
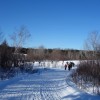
[0,28,100,71]
[0,41,100,70]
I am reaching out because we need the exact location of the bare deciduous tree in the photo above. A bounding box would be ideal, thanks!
[11,26,31,53]
[84,32,100,50]
[84,31,100,59]
[0,30,3,44]
[10,26,31,67]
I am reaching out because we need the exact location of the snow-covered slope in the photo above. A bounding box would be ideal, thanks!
[0,68,99,100]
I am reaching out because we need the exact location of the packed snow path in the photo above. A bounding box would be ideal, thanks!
[0,68,99,100]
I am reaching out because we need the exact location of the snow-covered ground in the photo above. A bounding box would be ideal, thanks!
[33,60,80,69]
[0,61,100,100]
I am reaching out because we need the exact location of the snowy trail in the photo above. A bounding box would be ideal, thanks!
[0,68,99,100]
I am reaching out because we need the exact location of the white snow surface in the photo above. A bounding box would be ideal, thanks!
[0,61,100,100]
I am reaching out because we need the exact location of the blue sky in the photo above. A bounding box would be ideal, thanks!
[0,0,100,49]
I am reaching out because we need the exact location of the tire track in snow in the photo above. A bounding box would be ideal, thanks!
[0,68,97,100]
[0,69,68,100]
